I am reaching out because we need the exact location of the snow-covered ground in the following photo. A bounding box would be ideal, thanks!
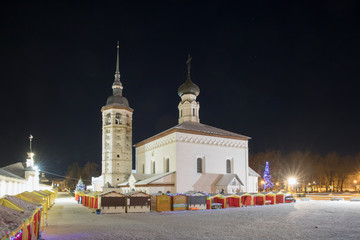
[43,193,360,240]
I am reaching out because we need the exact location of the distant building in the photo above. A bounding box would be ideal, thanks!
[0,149,51,197]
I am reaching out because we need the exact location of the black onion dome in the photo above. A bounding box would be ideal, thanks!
[177,78,200,97]
[106,95,129,107]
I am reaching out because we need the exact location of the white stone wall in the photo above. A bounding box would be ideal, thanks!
[136,133,177,175]
[102,107,133,186]
[175,132,249,193]
[135,130,256,194]
[178,94,200,124]
[247,175,259,193]
[0,171,47,198]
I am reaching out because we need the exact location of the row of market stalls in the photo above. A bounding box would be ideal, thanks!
[75,190,294,214]
[0,190,56,240]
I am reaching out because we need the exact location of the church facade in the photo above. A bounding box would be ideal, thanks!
[123,55,259,194]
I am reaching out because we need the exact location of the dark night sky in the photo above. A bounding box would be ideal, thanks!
[1,1,359,175]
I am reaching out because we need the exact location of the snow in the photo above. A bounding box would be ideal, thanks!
[43,193,360,240]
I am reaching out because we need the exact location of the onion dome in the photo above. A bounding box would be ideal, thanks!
[177,54,200,97]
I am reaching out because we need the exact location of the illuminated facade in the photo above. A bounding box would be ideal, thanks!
[125,55,259,194]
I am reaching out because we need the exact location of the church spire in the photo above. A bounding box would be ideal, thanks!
[112,41,123,96]
[186,53,192,82]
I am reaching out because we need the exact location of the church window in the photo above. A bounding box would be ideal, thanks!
[165,158,170,172]
[197,158,202,173]
[115,113,122,124]
[106,114,111,125]
[181,110,182,117]
[226,159,231,173]
[117,154,120,158]
[142,164,145,173]
[193,108,195,116]
[126,114,130,126]
[152,161,156,174]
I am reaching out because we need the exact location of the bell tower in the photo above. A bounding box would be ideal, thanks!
[101,42,133,187]
[177,54,200,124]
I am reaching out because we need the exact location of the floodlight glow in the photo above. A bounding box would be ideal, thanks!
[287,178,297,185]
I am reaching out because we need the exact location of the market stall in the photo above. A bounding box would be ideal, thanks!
[253,193,265,206]
[228,194,241,207]
[126,191,151,213]
[172,194,188,211]
[98,191,126,214]
[150,193,172,212]
[185,191,207,210]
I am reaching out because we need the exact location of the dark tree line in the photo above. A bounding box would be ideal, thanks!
[65,162,101,190]
[250,151,360,192]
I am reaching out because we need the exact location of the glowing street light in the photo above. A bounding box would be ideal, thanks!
[287,178,297,185]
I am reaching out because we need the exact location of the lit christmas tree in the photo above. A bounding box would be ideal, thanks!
[76,178,86,192]
[263,161,274,191]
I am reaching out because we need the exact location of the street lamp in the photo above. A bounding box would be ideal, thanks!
[287,178,297,192]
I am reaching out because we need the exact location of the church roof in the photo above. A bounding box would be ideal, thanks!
[193,173,223,193]
[134,171,175,186]
[1,162,28,179]
[135,121,250,147]
[248,167,260,177]
[0,168,25,180]
[215,174,244,186]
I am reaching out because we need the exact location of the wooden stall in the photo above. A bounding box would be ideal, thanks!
[213,194,228,208]
[237,192,253,206]
[99,191,126,214]
[185,191,207,210]
[172,194,188,211]
[228,194,241,207]
[265,192,276,205]
[150,193,172,212]
[126,191,151,213]
[275,191,285,204]
[253,193,265,206]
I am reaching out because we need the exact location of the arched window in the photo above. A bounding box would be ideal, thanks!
[142,164,145,174]
[126,114,130,126]
[166,158,170,172]
[193,108,195,116]
[115,113,122,124]
[152,161,155,174]
[197,158,202,173]
[106,114,111,125]
[226,159,231,173]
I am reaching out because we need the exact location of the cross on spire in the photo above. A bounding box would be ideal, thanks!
[186,54,192,81]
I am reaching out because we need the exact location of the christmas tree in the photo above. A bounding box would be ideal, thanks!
[76,177,86,192]
[263,161,274,191]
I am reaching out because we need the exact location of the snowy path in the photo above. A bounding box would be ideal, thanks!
[43,193,360,240]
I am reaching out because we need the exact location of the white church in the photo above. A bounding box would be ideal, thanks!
[92,45,259,194]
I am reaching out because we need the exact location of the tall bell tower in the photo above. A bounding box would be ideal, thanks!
[101,42,133,187]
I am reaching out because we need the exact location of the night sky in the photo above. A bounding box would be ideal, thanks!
[1,1,359,175]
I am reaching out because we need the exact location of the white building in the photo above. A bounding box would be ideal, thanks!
[121,55,259,194]
[0,150,51,198]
